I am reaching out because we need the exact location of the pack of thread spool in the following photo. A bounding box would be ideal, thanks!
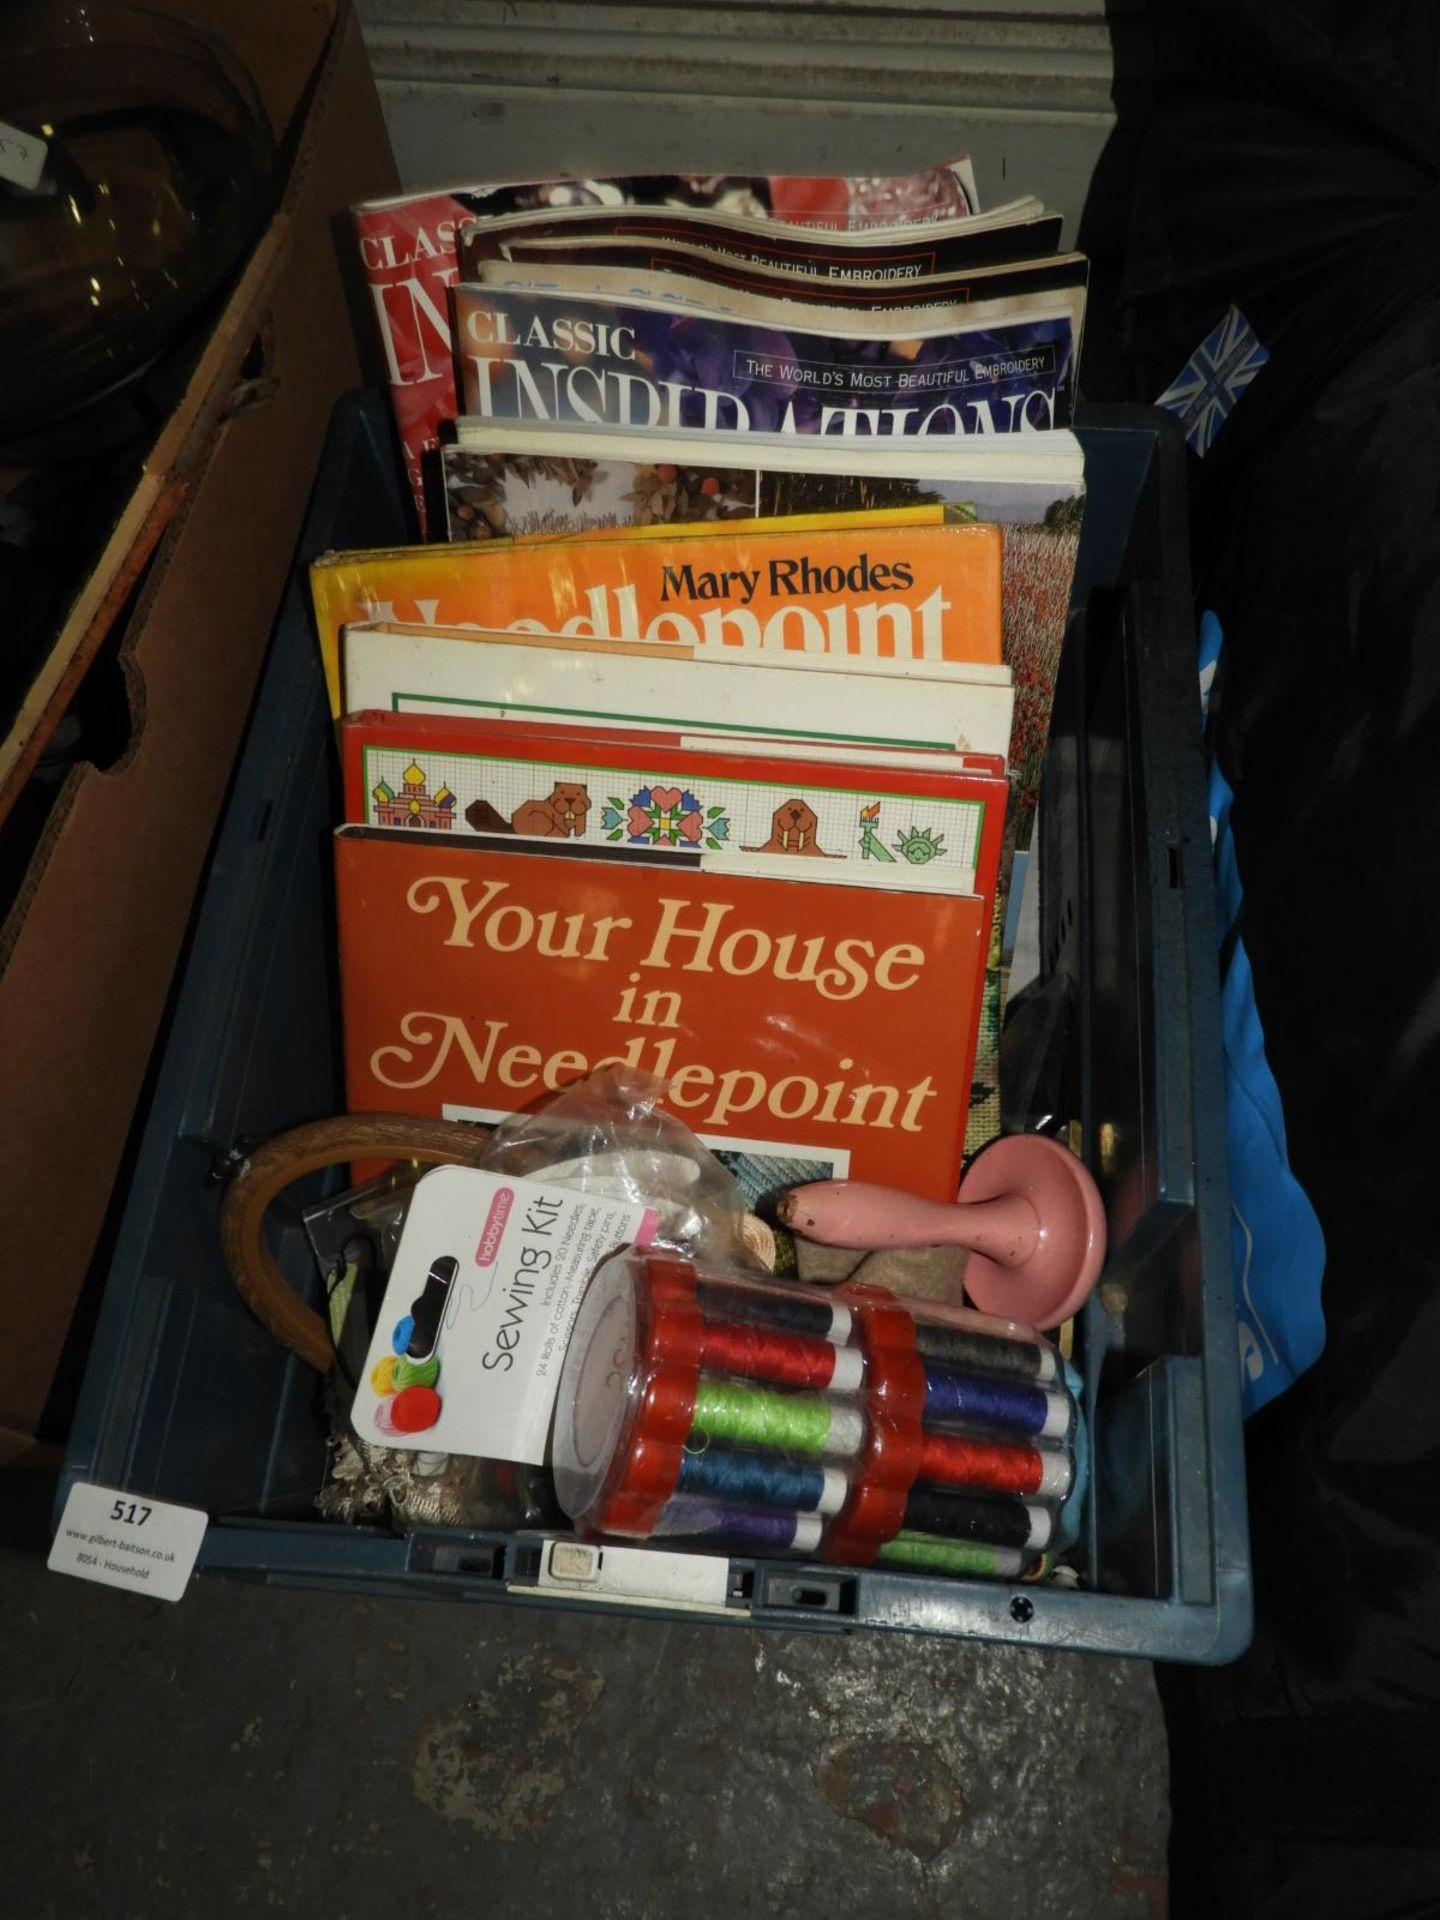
[553,1250,1085,1582]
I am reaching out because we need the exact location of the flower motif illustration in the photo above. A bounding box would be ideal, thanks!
[605,785,730,849]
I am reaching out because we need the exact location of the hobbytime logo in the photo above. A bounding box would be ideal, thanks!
[475,1185,515,1268]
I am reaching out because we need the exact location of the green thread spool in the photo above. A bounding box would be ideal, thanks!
[877,1530,1048,1581]
[392,1354,440,1390]
[691,1375,864,1459]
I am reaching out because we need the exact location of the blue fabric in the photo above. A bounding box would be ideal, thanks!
[1200,610,1327,1416]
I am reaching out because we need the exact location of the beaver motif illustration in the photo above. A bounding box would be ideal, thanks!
[465,781,590,839]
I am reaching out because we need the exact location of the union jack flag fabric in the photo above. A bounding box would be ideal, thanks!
[1156,304,1269,455]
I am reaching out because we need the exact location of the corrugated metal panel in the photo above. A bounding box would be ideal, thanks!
[357,1,1122,243]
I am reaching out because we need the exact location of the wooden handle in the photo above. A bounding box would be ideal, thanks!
[218,1113,493,1371]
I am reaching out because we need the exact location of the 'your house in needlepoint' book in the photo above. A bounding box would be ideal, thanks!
[334,827,991,1201]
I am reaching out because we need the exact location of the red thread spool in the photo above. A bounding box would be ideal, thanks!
[917,1429,1071,1500]
[698,1319,848,1392]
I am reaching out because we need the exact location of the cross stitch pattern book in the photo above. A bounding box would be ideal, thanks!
[311,507,1003,718]
[470,227,1087,316]
[341,708,1008,900]
[456,271,1083,439]
[454,196,1064,294]
[446,416,1085,539]
[340,622,1016,760]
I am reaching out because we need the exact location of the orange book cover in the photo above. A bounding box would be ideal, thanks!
[336,827,987,1199]
[310,508,1003,717]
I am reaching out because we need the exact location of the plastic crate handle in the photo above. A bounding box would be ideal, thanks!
[218,1113,493,1370]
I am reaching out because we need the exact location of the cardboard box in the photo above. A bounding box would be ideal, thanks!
[0,0,398,1463]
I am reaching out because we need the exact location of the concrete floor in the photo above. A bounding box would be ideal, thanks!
[3,1473,1167,1920]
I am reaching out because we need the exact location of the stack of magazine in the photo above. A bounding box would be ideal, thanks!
[322,157,1087,1228]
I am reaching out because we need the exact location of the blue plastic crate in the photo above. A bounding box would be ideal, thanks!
[55,392,1250,1661]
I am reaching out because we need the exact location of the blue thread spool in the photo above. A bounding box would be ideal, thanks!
[677,1443,849,1516]
[921,1361,1071,1440]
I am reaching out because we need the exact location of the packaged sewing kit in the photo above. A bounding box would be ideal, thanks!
[350,1166,657,1461]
